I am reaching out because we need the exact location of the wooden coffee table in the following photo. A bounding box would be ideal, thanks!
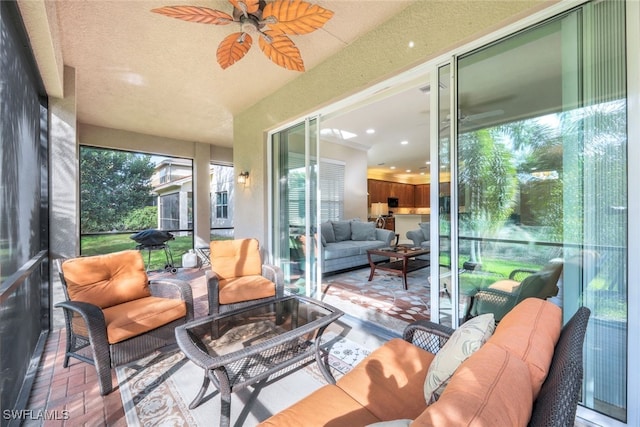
[367,245,430,290]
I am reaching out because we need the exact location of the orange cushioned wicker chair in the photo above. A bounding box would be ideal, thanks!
[55,250,194,395]
[207,238,284,316]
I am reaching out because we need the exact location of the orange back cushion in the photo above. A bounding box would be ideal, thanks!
[210,239,262,279]
[489,298,562,399]
[61,250,151,308]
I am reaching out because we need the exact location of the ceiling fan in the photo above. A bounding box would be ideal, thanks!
[152,0,333,72]
[439,93,514,131]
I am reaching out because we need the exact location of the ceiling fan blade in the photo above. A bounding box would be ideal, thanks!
[463,109,504,122]
[151,6,233,24]
[217,32,252,69]
[258,31,305,71]
[264,0,334,35]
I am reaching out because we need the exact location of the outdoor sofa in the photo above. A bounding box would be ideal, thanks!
[258,298,590,426]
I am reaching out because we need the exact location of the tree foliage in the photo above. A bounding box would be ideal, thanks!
[124,206,158,231]
[458,129,517,263]
[80,148,155,232]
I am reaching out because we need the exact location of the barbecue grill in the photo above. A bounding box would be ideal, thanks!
[130,229,177,273]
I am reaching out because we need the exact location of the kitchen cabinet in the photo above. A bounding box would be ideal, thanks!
[368,179,414,207]
[414,184,430,207]
[368,179,429,208]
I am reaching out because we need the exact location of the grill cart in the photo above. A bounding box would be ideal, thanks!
[130,229,177,273]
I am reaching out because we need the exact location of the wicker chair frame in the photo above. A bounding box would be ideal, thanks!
[467,262,564,321]
[54,258,194,395]
[403,306,590,427]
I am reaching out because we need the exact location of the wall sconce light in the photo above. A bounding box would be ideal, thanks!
[238,171,250,185]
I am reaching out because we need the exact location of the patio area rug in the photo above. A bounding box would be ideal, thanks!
[320,267,432,333]
[116,331,370,427]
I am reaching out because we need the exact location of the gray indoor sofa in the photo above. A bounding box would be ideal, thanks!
[406,221,430,261]
[320,219,395,274]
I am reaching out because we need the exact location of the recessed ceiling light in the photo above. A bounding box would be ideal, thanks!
[408,41,415,48]
[401,140,409,145]
[406,169,411,173]
[425,161,431,164]
[390,166,396,170]
[420,172,425,175]
[366,129,375,134]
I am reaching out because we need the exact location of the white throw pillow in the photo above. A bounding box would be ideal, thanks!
[423,313,496,404]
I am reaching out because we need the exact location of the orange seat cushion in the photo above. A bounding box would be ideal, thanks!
[61,250,150,308]
[102,296,187,344]
[210,239,262,279]
[489,279,520,293]
[489,298,562,399]
[218,276,276,305]
[337,338,435,421]
[257,385,381,427]
[412,343,533,427]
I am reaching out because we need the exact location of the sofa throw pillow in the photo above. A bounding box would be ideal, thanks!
[419,222,430,242]
[320,221,336,245]
[332,220,352,242]
[351,221,376,241]
[424,313,496,404]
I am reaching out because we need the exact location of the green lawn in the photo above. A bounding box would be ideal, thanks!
[81,233,231,270]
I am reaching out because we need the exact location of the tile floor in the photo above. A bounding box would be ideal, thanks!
[22,268,210,427]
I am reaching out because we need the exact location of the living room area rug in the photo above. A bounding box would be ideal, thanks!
[116,331,370,427]
[321,267,432,333]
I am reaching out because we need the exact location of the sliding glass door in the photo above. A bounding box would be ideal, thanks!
[446,0,627,420]
[271,118,320,297]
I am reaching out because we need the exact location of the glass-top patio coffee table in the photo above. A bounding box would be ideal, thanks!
[175,295,343,427]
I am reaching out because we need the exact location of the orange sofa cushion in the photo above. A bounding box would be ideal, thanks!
[258,385,381,427]
[489,297,561,399]
[218,276,276,305]
[336,338,435,421]
[412,343,533,427]
[61,250,151,308]
[102,296,187,344]
[210,239,262,280]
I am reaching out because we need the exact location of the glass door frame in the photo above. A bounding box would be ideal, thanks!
[267,116,322,298]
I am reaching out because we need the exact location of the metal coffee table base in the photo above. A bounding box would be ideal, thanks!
[175,296,343,427]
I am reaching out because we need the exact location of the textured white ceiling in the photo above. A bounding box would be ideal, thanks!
[53,0,413,146]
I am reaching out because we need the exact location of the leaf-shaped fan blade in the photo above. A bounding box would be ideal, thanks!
[263,0,334,35]
[151,6,233,25]
[217,32,253,69]
[228,0,260,15]
[259,31,304,72]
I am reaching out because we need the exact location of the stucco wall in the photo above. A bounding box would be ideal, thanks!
[234,0,550,244]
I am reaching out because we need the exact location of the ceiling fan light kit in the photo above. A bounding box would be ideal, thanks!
[152,0,334,71]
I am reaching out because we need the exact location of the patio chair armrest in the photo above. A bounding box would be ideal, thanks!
[403,320,455,354]
[149,278,194,321]
[55,300,106,331]
[206,269,221,315]
[54,300,110,358]
[262,264,285,297]
[468,288,517,321]
[508,268,536,281]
